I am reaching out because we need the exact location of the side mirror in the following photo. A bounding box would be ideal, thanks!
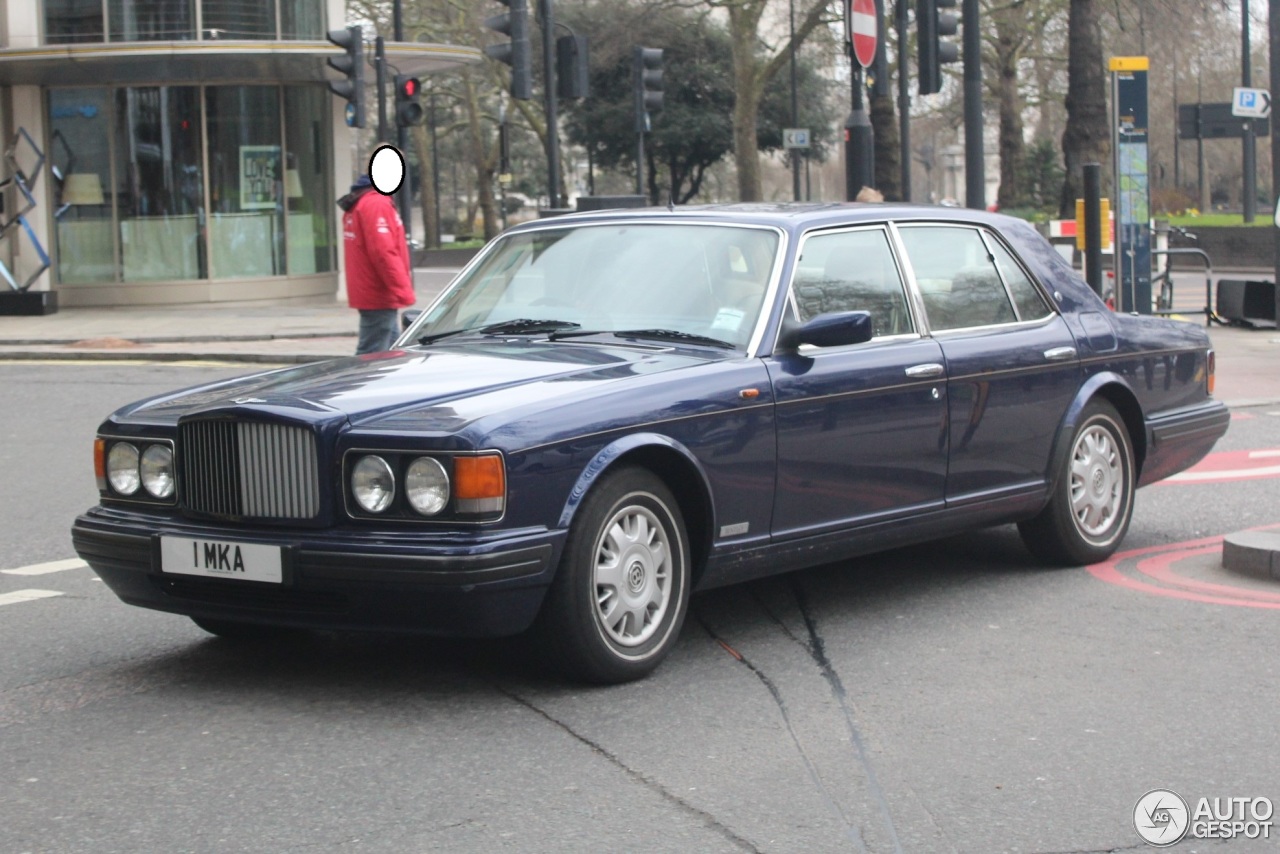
[776,311,873,350]
[401,309,422,331]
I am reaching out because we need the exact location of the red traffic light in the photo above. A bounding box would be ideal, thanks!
[399,77,418,98]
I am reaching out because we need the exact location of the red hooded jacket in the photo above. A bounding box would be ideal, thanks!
[341,187,415,310]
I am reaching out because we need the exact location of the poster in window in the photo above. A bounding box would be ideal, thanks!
[239,145,281,210]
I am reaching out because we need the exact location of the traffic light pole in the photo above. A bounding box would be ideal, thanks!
[375,37,388,144]
[394,0,413,246]
[961,0,983,209]
[539,0,562,210]
[896,0,910,201]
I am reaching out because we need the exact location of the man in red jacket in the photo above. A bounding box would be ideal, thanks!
[338,175,415,354]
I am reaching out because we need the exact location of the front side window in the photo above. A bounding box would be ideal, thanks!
[413,224,781,350]
[790,227,914,338]
[898,225,1017,331]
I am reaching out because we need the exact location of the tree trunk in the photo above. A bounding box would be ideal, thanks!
[728,3,766,201]
[460,69,499,239]
[412,124,439,250]
[1059,0,1109,218]
[870,91,900,200]
[993,13,1025,210]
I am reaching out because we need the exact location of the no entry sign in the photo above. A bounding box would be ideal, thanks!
[849,0,877,69]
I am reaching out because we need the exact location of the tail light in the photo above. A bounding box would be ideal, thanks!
[1207,349,1216,395]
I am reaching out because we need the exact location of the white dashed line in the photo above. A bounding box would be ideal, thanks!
[0,590,64,607]
[2,558,88,576]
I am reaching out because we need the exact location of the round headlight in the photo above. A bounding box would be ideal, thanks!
[352,455,395,513]
[406,457,450,516]
[107,442,140,495]
[140,444,175,499]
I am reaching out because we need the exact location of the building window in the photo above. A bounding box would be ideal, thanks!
[284,87,333,273]
[45,0,324,43]
[109,0,195,41]
[202,0,274,39]
[45,0,106,43]
[115,86,205,281]
[49,84,332,286]
[50,89,114,282]
[205,86,284,278]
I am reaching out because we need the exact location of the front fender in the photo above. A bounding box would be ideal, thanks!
[556,432,715,534]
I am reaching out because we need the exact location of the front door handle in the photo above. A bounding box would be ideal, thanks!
[905,363,945,379]
[1044,346,1078,363]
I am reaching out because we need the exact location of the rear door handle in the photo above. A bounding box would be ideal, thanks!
[1044,346,1077,363]
[905,363,945,379]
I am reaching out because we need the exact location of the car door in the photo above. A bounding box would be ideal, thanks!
[764,225,948,539]
[895,223,1081,505]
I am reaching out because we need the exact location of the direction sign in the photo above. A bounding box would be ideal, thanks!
[848,0,877,69]
[783,128,811,150]
[1233,87,1271,119]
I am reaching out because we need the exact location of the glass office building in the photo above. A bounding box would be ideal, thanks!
[0,1,478,306]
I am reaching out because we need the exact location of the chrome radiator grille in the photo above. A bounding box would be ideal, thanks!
[179,421,320,519]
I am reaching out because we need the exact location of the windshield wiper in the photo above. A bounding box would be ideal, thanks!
[550,328,736,350]
[419,319,580,345]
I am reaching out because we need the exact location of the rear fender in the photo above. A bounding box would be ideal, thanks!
[1044,373,1147,495]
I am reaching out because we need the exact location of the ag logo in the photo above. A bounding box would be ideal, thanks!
[1134,789,1190,846]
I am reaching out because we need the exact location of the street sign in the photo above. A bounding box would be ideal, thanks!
[848,0,877,69]
[1179,103,1271,140]
[783,128,811,149]
[1233,86,1271,118]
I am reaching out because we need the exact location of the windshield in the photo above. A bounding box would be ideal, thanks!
[403,223,781,350]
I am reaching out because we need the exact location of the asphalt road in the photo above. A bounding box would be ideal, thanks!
[2,362,1278,853]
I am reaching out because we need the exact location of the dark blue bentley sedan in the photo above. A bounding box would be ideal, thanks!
[73,204,1229,682]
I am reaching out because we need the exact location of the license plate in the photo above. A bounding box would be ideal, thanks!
[160,536,283,584]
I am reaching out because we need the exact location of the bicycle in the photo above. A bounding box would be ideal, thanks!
[1153,225,1196,312]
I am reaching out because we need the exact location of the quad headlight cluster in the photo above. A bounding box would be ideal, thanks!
[347,452,505,519]
[96,438,175,501]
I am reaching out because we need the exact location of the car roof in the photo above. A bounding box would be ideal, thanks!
[503,202,1020,237]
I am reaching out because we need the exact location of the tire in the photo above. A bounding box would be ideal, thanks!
[536,467,691,684]
[191,616,297,642]
[1018,400,1136,566]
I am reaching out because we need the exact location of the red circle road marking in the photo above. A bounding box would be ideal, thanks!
[1162,448,1280,485]
[1087,528,1280,609]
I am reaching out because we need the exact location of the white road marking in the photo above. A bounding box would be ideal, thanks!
[1168,463,1280,482]
[3,558,88,576]
[0,589,64,607]
[1247,450,1280,459]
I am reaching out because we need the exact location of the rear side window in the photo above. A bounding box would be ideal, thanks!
[897,225,1016,331]
[986,237,1052,321]
[790,227,914,338]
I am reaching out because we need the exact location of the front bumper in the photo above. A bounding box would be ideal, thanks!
[71,508,566,637]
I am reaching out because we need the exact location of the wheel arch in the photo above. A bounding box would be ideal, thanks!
[1049,373,1147,490]
[557,434,715,586]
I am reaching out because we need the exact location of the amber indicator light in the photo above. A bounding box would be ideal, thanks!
[454,455,505,499]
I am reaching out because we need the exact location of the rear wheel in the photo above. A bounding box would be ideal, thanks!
[1019,400,1135,565]
[536,467,690,684]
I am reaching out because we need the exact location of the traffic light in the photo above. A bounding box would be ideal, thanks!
[633,46,664,133]
[556,34,589,100]
[394,75,424,127]
[326,25,365,128]
[484,0,532,101]
[917,0,958,96]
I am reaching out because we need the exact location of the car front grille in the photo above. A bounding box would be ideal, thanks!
[179,420,320,520]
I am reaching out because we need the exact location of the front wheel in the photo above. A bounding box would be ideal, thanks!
[1019,400,1136,566]
[535,467,691,684]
